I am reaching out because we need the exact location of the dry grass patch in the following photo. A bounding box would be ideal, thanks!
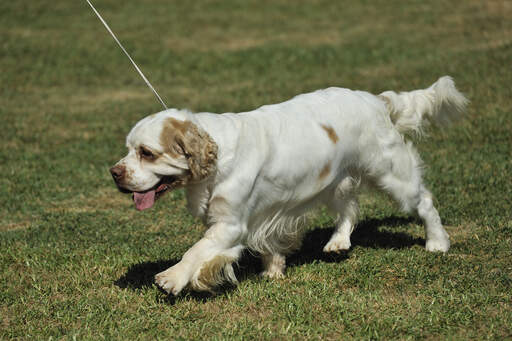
[165,29,351,52]
[0,221,32,232]
[19,87,153,114]
[45,187,133,214]
[68,89,153,109]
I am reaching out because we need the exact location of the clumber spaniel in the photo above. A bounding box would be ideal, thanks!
[110,76,467,295]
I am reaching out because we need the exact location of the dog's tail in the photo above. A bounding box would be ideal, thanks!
[379,76,468,135]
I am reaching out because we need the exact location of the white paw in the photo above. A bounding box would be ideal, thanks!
[155,266,189,295]
[260,269,285,279]
[425,238,450,252]
[323,237,351,253]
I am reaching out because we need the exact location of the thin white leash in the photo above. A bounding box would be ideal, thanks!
[85,0,168,110]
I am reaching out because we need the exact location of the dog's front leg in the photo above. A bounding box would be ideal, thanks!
[155,222,245,295]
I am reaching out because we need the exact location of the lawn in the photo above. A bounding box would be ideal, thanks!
[1,0,511,339]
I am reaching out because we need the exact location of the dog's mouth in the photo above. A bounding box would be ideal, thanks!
[131,176,179,211]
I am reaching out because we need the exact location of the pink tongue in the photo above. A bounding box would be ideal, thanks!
[133,190,156,211]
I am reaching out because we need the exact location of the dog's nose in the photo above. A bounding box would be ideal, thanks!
[110,165,125,181]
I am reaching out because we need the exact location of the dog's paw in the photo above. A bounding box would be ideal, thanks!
[155,267,189,295]
[260,269,285,279]
[323,237,351,253]
[425,238,450,253]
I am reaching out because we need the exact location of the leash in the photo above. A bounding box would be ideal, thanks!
[85,0,168,110]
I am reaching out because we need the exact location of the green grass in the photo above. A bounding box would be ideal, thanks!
[1,0,511,339]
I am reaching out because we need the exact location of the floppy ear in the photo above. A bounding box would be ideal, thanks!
[179,122,218,181]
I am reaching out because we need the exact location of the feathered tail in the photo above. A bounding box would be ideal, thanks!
[379,76,468,135]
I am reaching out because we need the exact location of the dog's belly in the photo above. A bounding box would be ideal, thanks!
[244,172,346,255]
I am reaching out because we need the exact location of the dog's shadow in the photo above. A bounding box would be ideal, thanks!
[114,216,423,303]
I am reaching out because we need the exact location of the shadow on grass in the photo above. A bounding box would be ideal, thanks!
[289,216,423,267]
[115,215,424,304]
[115,259,179,290]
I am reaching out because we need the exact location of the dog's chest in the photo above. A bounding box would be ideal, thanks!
[185,182,211,220]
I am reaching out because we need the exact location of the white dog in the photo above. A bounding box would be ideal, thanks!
[110,76,467,295]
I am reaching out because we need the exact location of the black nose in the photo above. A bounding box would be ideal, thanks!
[110,165,125,181]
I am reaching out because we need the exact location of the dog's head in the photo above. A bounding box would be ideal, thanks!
[110,110,218,210]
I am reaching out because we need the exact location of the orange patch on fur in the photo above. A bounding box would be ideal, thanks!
[160,118,190,158]
[169,117,190,135]
[321,124,339,144]
[319,163,331,180]
[209,195,228,207]
[192,254,235,292]
[159,117,218,181]
[160,119,180,157]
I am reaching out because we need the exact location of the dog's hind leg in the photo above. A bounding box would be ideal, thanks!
[372,142,450,252]
[260,253,286,279]
[416,184,450,252]
[323,177,360,253]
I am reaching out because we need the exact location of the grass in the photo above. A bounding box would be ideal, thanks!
[1,0,511,339]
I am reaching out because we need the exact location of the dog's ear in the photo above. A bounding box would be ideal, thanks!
[161,117,218,181]
[178,122,218,181]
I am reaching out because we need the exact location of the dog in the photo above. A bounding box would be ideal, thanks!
[110,76,467,295]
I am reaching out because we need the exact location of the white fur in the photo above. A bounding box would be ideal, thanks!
[116,76,467,294]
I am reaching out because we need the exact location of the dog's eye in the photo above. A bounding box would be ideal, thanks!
[140,146,156,160]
